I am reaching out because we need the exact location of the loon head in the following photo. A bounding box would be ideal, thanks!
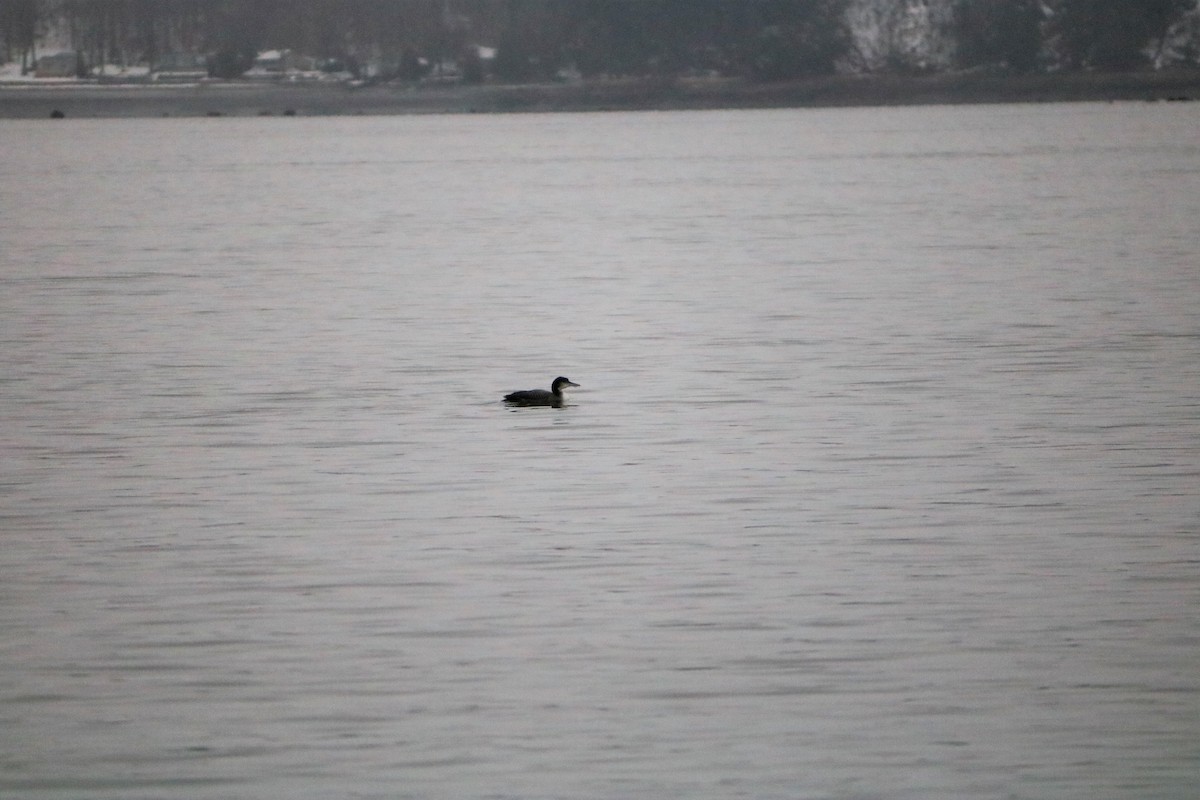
[552,376,580,395]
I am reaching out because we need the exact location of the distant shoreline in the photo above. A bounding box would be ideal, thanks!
[2,70,1198,119]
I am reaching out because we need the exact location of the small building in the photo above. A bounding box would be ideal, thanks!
[246,49,319,80]
[35,51,82,79]
[153,52,208,83]
[252,49,289,73]
[94,63,152,83]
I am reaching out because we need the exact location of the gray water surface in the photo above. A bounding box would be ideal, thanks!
[2,104,1198,799]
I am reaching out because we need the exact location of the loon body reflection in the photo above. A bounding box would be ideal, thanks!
[504,376,579,407]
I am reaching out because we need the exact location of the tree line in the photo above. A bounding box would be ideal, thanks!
[2,1,1197,81]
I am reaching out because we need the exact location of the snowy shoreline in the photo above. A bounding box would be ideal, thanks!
[2,71,1198,119]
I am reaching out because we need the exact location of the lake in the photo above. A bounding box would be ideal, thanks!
[2,103,1198,799]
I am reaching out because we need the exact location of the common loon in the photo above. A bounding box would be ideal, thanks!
[504,376,579,406]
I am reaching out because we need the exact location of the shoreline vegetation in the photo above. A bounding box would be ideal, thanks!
[2,70,1199,119]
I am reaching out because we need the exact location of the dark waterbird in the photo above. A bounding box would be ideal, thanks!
[504,376,579,407]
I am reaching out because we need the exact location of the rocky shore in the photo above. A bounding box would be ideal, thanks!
[2,70,1198,119]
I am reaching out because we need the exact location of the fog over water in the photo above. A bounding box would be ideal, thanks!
[2,103,1198,799]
